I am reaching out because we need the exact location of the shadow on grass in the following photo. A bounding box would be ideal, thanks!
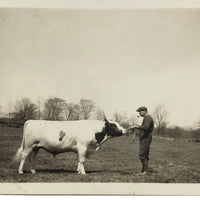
[23,168,105,174]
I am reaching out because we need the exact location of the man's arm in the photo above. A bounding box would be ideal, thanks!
[135,116,152,131]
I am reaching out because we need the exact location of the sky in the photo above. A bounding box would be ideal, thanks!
[0,7,200,127]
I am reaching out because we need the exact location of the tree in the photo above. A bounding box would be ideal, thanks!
[37,97,43,120]
[79,99,95,119]
[113,111,123,123]
[153,104,169,136]
[0,104,2,115]
[14,98,38,123]
[64,103,81,120]
[44,97,66,120]
[197,117,200,129]
[112,111,132,128]
[128,114,137,126]
[7,102,13,120]
[95,108,105,120]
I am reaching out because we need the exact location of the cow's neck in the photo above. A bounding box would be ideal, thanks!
[95,127,107,144]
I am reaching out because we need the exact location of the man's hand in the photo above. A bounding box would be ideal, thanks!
[129,125,139,130]
[126,126,138,136]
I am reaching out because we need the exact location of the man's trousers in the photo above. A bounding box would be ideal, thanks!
[139,132,152,172]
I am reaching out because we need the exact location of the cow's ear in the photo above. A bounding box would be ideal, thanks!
[104,117,109,124]
[104,117,111,128]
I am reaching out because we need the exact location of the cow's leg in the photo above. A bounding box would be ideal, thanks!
[30,147,39,174]
[77,162,81,174]
[77,146,87,175]
[18,147,32,174]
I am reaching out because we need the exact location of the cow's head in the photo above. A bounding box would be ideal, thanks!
[104,118,127,137]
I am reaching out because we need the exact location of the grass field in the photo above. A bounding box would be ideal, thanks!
[0,126,200,183]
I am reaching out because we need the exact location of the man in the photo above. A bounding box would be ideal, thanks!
[131,106,154,175]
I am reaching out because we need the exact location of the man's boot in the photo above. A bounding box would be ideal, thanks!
[140,159,144,172]
[138,159,148,176]
[143,159,148,172]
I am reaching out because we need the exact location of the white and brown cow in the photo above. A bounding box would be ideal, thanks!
[14,118,126,174]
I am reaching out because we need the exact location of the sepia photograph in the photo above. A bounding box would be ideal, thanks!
[0,0,200,195]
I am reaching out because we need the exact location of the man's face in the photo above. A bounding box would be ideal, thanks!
[139,110,146,117]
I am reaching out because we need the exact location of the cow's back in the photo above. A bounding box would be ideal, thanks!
[23,120,104,151]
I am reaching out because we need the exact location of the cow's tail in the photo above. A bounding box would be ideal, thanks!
[13,121,28,162]
[13,141,24,162]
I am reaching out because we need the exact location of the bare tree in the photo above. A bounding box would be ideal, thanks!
[37,97,43,120]
[64,103,81,120]
[6,102,13,125]
[112,111,131,128]
[0,104,2,115]
[113,111,123,123]
[128,114,137,126]
[14,97,38,123]
[7,102,12,120]
[95,108,105,120]
[197,117,200,129]
[122,111,129,124]
[44,97,66,120]
[79,99,95,119]
[153,104,169,136]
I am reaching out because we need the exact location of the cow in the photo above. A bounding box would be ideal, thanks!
[14,118,127,174]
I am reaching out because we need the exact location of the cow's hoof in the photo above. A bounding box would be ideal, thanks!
[30,169,36,174]
[18,171,24,174]
[77,171,86,175]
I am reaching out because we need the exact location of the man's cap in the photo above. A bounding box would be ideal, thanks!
[136,106,148,112]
